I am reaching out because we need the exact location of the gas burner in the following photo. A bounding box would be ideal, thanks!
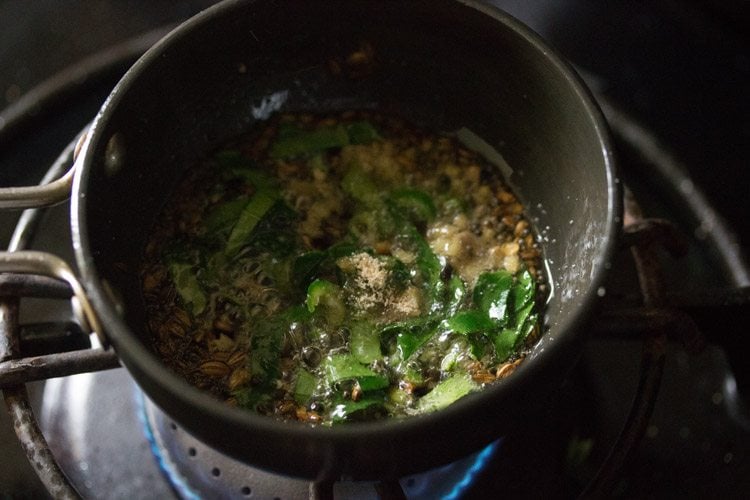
[39,366,498,499]
[142,398,499,499]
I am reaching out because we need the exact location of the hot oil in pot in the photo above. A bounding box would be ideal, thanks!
[140,111,548,425]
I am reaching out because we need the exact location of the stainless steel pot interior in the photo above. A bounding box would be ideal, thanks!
[72,0,619,480]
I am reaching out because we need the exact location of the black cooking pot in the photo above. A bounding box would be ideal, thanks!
[8,0,621,481]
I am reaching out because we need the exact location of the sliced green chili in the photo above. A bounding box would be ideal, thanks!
[350,321,382,363]
[293,368,318,404]
[325,354,389,391]
[330,394,386,423]
[389,188,437,224]
[306,279,346,326]
[225,188,280,257]
[417,373,477,413]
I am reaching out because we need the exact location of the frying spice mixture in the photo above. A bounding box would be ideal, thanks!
[141,111,547,425]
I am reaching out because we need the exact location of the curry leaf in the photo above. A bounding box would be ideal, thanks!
[473,270,513,322]
[203,196,250,237]
[446,310,494,334]
[168,261,206,315]
[510,269,535,316]
[248,318,285,384]
[489,269,538,362]
[292,251,328,290]
[444,275,466,316]
[242,200,298,256]
[493,328,519,363]
[380,318,440,361]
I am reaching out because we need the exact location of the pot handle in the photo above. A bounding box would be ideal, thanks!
[0,251,106,348]
[0,131,86,209]
[0,166,75,209]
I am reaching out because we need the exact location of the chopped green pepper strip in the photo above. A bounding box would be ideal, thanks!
[388,188,437,224]
[231,169,277,192]
[305,279,346,327]
[270,124,350,159]
[417,372,477,413]
[325,354,389,391]
[350,321,382,363]
[341,167,380,206]
[330,393,386,423]
[215,150,276,189]
[346,121,380,145]
[225,188,280,257]
[306,279,338,311]
[293,368,318,405]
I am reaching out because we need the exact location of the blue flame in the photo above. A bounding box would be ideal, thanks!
[442,440,500,499]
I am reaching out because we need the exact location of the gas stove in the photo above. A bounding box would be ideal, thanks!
[2,1,749,498]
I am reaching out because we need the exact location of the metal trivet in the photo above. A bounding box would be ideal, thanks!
[142,392,498,499]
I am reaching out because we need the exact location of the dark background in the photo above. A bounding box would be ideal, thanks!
[2,0,748,254]
[2,0,749,497]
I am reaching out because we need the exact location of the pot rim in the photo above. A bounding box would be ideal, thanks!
[71,0,621,470]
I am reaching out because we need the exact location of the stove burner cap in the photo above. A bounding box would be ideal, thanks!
[140,392,499,499]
